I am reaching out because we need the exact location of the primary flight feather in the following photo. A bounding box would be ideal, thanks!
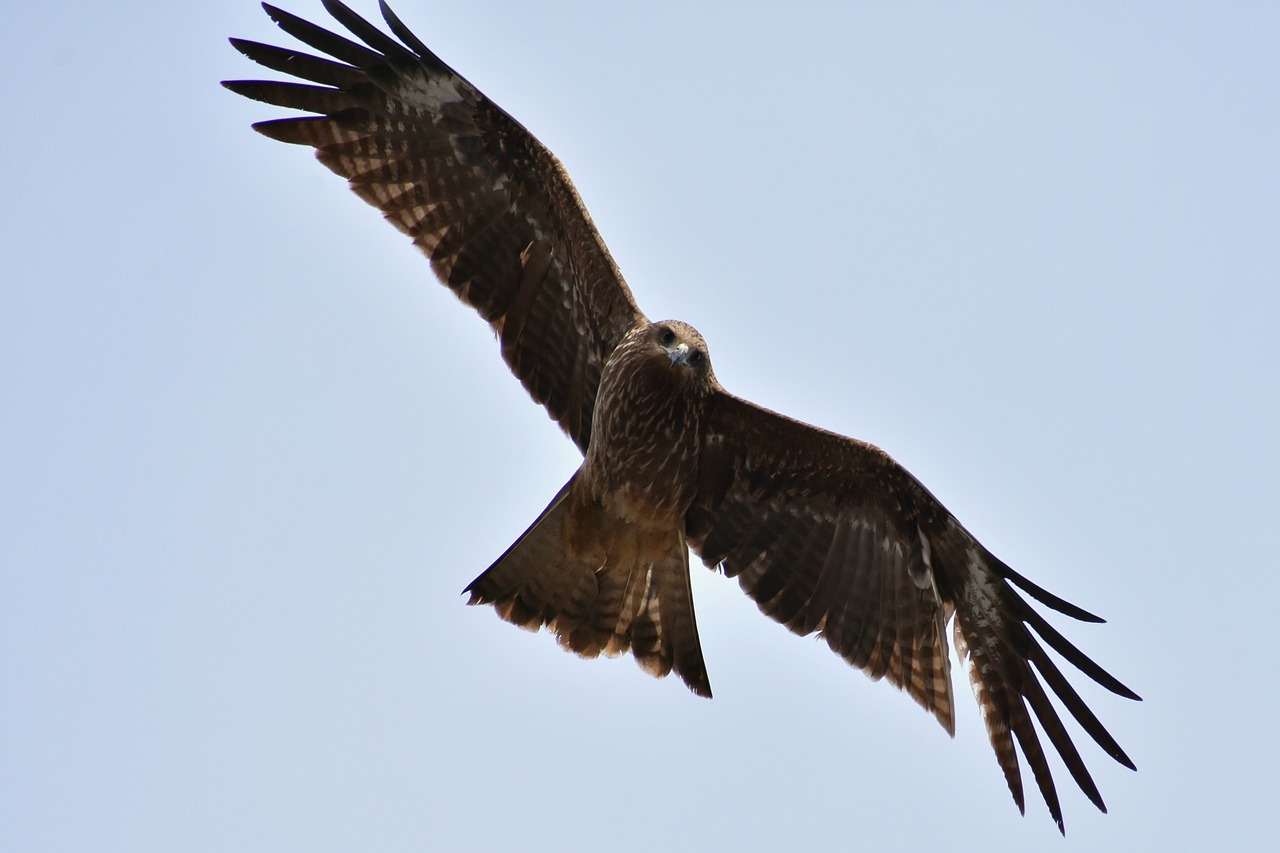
[225,0,1139,832]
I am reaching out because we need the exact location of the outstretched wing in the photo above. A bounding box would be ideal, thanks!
[686,391,1139,833]
[224,0,645,452]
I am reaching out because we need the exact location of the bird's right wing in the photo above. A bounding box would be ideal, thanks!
[224,0,646,452]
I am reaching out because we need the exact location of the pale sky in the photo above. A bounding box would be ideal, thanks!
[3,2,1278,851]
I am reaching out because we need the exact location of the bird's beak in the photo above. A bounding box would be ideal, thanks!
[667,342,690,367]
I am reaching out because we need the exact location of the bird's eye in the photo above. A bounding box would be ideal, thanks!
[688,350,706,367]
[658,327,677,346]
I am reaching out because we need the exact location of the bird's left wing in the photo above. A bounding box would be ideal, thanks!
[687,392,960,732]
[686,390,1139,832]
[224,1,646,452]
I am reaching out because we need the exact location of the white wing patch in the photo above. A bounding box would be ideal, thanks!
[403,70,468,112]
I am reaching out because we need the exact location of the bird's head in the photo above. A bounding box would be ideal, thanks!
[648,320,714,384]
[600,320,718,405]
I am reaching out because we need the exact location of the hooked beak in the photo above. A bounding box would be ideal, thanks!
[667,342,690,367]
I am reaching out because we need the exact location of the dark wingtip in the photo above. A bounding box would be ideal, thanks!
[261,3,286,27]
[379,0,430,56]
[221,79,250,95]
[1012,571,1105,622]
[321,0,356,18]
[227,36,255,58]
[990,554,1106,622]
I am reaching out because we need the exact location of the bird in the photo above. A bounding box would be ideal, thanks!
[224,0,1139,832]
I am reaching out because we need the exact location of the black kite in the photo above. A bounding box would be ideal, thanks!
[225,0,1139,832]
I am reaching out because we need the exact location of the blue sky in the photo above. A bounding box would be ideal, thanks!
[3,1,1278,850]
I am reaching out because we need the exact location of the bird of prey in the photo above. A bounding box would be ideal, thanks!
[225,0,1139,832]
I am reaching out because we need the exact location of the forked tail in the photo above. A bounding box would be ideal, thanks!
[465,474,712,696]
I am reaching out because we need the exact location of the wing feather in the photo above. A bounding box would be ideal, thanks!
[688,390,1138,831]
[263,2,391,68]
[227,37,367,87]
[225,0,646,452]
[687,392,954,730]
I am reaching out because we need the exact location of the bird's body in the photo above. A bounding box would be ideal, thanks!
[225,0,1139,832]
[470,321,715,696]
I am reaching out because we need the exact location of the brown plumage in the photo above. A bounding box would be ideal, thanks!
[225,0,1139,833]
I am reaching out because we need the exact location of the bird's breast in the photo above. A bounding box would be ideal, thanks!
[564,475,687,569]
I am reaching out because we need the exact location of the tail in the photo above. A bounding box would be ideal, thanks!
[464,474,712,697]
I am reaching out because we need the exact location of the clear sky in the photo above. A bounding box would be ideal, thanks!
[3,1,1278,850]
